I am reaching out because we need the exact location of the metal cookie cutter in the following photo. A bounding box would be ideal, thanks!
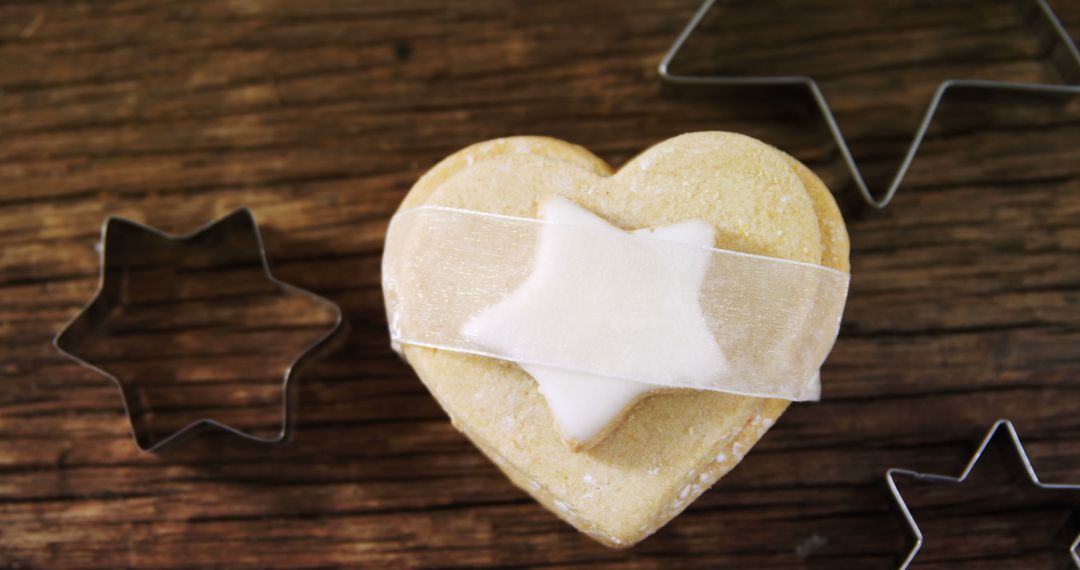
[658,0,1080,209]
[54,208,346,452]
[886,419,1080,568]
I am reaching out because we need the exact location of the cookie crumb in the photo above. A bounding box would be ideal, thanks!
[795,534,828,558]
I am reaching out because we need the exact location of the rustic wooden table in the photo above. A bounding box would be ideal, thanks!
[2,1,1079,568]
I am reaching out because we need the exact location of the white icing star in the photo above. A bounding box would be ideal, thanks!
[462,197,727,447]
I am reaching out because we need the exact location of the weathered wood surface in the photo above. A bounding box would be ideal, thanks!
[2,0,1079,568]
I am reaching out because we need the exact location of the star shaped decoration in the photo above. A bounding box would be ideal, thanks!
[463,197,728,449]
[54,208,345,452]
[886,419,1080,568]
[658,0,1080,209]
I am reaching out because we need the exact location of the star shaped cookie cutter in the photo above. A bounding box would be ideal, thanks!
[659,0,1080,209]
[886,419,1080,568]
[54,208,346,453]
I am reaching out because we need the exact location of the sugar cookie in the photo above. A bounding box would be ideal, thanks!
[386,132,849,547]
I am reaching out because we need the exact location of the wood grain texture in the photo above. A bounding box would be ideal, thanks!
[1,0,1079,568]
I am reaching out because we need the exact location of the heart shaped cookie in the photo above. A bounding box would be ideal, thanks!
[385,132,849,547]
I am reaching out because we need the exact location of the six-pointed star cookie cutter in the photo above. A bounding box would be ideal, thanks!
[886,419,1080,568]
[53,208,346,452]
[659,0,1080,209]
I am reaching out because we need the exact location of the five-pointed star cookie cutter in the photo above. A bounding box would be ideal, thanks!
[886,419,1080,568]
[53,207,346,453]
[659,0,1080,209]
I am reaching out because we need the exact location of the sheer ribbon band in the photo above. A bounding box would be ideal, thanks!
[382,206,849,401]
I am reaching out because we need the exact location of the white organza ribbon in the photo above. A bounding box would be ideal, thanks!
[382,205,849,401]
